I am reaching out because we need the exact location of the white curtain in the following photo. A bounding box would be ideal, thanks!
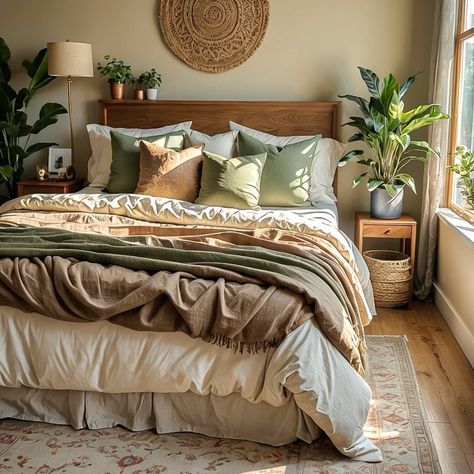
[415,0,458,300]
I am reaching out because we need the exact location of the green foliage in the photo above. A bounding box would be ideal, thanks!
[97,55,133,84]
[448,145,474,210]
[137,68,162,89]
[339,67,449,196]
[0,37,67,199]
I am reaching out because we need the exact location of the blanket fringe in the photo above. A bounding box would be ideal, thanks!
[204,333,284,355]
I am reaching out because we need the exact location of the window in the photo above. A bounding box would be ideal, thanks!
[448,0,474,222]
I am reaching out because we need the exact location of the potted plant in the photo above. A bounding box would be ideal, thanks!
[0,37,67,200]
[97,55,133,100]
[138,68,162,100]
[339,67,448,219]
[448,145,474,211]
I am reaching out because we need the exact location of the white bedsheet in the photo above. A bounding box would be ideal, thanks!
[0,306,381,461]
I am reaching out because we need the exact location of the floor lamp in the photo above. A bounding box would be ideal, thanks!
[47,41,93,169]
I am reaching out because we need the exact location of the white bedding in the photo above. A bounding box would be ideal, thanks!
[0,191,380,462]
[0,306,380,461]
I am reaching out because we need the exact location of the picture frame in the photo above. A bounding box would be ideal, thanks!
[48,147,72,177]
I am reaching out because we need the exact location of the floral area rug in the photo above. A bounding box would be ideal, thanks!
[0,336,440,473]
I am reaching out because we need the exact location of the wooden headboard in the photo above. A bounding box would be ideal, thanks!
[98,99,341,191]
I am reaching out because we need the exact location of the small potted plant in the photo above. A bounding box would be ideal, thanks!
[138,68,162,100]
[339,67,448,219]
[97,55,133,100]
[448,145,474,211]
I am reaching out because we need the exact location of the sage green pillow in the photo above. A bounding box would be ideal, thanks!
[196,151,267,209]
[105,130,186,193]
[237,131,320,206]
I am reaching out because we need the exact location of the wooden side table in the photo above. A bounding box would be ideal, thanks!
[17,178,84,197]
[355,212,417,304]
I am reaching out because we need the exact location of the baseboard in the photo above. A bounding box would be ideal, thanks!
[433,282,474,367]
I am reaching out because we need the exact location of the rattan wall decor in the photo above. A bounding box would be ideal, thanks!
[159,0,270,73]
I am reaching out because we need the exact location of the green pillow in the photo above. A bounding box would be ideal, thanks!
[237,131,319,206]
[105,130,186,193]
[196,151,267,209]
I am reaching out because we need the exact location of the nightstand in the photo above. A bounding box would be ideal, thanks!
[17,178,84,197]
[355,212,417,279]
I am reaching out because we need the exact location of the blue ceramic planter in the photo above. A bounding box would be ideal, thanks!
[370,186,404,219]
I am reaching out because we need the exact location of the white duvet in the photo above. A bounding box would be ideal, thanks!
[0,193,381,462]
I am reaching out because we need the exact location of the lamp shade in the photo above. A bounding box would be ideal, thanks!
[47,41,93,77]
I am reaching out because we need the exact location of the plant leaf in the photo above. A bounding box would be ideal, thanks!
[353,173,368,188]
[367,178,384,192]
[357,158,375,166]
[390,132,410,151]
[408,140,440,157]
[0,38,11,65]
[399,72,421,98]
[358,67,380,97]
[25,142,57,157]
[22,49,55,105]
[348,132,365,143]
[384,183,399,197]
[380,74,399,114]
[395,173,417,193]
[0,164,13,180]
[29,102,67,134]
[338,94,369,111]
[338,149,364,165]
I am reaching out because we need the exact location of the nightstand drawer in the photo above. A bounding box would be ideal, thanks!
[17,178,84,197]
[363,224,412,238]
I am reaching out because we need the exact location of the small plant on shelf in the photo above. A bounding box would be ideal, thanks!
[448,145,474,210]
[138,68,162,100]
[97,55,133,99]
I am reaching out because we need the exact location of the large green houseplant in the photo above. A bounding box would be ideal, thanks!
[339,67,448,218]
[0,37,67,200]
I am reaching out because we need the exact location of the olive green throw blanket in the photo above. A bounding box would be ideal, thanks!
[0,226,366,373]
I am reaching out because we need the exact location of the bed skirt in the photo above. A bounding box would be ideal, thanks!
[0,386,321,446]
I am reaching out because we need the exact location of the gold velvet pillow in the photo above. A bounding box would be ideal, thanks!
[135,140,204,202]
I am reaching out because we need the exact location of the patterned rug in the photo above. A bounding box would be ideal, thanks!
[0,336,440,473]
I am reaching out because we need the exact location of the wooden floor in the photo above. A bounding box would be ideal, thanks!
[366,301,474,474]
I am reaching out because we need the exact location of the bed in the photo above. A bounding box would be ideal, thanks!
[0,100,381,462]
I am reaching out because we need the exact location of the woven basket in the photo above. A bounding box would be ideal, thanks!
[363,250,411,308]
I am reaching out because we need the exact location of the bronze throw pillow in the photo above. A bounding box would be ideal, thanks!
[135,140,205,202]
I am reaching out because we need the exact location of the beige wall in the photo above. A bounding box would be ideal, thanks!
[435,219,474,365]
[1,0,435,235]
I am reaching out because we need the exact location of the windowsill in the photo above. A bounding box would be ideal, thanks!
[437,208,474,247]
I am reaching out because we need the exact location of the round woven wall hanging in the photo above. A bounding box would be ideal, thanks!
[160,0,270,73]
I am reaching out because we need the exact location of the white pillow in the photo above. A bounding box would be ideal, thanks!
[229,121,343,202]
[187,129,237,157]
[310,138,345,202]
[87,122,192,188]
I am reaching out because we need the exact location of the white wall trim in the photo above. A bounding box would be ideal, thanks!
[434,282,474,367]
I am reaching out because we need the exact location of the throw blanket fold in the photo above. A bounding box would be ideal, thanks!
[0,226,366,373]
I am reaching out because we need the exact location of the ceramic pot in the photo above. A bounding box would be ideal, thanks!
[370,186,404,219]
[146,88,158,100]
[110,83,125,100]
